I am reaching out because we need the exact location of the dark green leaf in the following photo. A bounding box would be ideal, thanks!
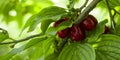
[0,28,9,42]
[45,20,72,36]
[58,43,95,60]
[41,20,53,34]
[95,34,120,60]
[87,19,108,43]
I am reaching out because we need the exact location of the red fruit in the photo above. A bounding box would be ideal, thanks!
[70,24,85,41]
[53,17,69,38]
[57,28,69,38]
[88,15,98,25]
[80,18,95,31]
[104,26,110,34]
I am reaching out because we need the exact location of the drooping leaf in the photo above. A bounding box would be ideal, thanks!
[28,6,67,32]
[87,19,108,43]
[95,34,120,60]
[20,14,38,35]
[41,20,53,34]
[58,43,95,60]
[0,37,46,60]
[0,28,9,42]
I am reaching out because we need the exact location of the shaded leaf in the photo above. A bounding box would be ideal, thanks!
[45,20,72,36]
[0,28,9,42]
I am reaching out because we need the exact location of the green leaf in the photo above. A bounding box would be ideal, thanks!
[95,34,120,60]
[28,6,67,32]
[0,28,9,42]
[45,53,58,60]
[41,20,53,34]
[30,37,55,60]
[45,20,72,36]
[58,43,95,60]
[87,19,108,43]
[20,14,38,35]
[0,37,46,60]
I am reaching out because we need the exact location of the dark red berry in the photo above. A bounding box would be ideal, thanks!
[80,18,95,31]
[88,15,98,25]
[53,17,69,38]
[70,24,85,41]
[57,28,69,38]
[104,26,110,34]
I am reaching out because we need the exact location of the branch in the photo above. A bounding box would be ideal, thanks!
[75,0,101,24]
[0,34,40,45]
[106,0,116,29]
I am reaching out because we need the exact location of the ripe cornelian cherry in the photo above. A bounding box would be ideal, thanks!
[104,26,110,34]
[57,28,69,38]
[88,15,98,25]
[80,18,95,31]
[53,17,69,38]
[70,24,85,41]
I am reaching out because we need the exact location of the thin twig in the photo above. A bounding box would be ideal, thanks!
[75,0,101,24]
[106,0,116,29]
[112,8,120,15]
[0,34,40,45]
[78,0,88,12]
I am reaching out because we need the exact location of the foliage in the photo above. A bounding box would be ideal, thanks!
[0,0,120,60]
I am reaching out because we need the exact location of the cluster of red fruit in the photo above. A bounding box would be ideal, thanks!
[53,15,110,42]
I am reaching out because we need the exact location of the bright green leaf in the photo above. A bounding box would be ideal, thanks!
[95,34,120,60]
[87,19,108,43]
[58,43,95,60]
[0,37,46,60]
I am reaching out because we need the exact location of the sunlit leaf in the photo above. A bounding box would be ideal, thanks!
[0,37,46,60]
[95,34,120,60]
[58,43,95,60]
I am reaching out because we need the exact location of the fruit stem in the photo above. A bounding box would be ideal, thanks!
[106,0,116,30]
[75,0,101,24]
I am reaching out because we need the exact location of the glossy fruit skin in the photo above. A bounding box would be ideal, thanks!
[57,28,69,38]
[70,24,85,41]
[53,17,69,38]
[88,15,98,25]
[80,18,95,31]
[104,26,110,34]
